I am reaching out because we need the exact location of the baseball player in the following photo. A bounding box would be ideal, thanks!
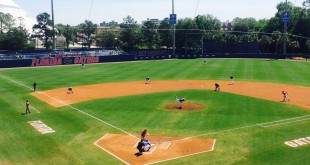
[33,82,37,92]
[141,129,149,141]
[176,97,185,109]
[230,75,234,84]
[67,87,73,94]
[214,83,220,91]
[145,77,151,84]
[282,91,290,102]
[25,100,30,114]
[81,62,85,69]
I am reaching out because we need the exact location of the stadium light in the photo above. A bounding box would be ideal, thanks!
[172,0,176,55]
[51,0,56,50]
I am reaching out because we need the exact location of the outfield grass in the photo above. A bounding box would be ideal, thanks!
[0,59,310,165]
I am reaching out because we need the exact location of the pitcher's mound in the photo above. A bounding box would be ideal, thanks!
[164,103,205,110]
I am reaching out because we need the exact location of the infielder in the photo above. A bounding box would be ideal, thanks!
[145,77,151,84]
[282,91,290,102]
[67,87,73,94]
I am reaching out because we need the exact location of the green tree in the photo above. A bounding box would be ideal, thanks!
[78,20,97,48]
[56,24,76,49]
[141,21,160,49]
[0,27,33,50]
[158,18,173,49]
[233,17,257,32]
[0,12,15,34]
[194,14,221,43]
[306,39,310,52]
[254,19,268,32]
[175,18,196,49]
[259,35,273,53]
[119,15,141,50]
[96,31,119,48]
[32,12,54,50]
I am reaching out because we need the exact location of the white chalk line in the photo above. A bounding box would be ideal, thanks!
[258,114,310,126]
[29,105,40,113]
[146,139,216,165]
[169,114,310,143]
[259,117,310,128]
[0,75,41,113]
[0,74,138,140]
[94,133,130,165]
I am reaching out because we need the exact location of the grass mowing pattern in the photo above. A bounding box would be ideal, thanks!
[0,59,310,164]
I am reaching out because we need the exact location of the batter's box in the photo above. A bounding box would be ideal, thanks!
[156,142,171,149]
[94,133,216,165]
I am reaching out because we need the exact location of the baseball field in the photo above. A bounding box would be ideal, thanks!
[1,58,310,165]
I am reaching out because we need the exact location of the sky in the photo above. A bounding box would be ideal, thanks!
[11,0,306,25]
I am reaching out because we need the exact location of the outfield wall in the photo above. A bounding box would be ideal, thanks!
[0,53,292,68]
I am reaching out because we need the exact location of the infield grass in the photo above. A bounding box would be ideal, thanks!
[0,59,310,165]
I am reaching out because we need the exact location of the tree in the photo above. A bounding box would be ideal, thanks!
[194,15,208,30]
[175,18,197,49]
[158,18,173,48]
[141,21,160,49]
[56,24,76,49]
[259,35,273,53]
[198,14,221,31]
[306,39,310,52]
[96,31,119,48]
[32,12,54,50]
[119,15,141,50]
[0,27,33,50]
[0,12,15,34]
[254,19,268,32]
[195,14,222,43]
[79,20,97,48]
[233,17,257,32]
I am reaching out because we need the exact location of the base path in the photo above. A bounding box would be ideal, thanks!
[32,80,310,110]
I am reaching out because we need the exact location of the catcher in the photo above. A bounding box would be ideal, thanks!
[136,139,152,155]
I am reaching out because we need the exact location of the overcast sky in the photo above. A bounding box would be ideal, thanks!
[13,0,305,25]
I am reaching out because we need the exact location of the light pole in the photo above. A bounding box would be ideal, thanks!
[172,0,176,55]
[51,0,56,50]
[283,0,288,57]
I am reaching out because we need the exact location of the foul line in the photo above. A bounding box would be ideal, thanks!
[30,105,40,113]
[258,114,310,127]
[169,114,310,143]
[168,124,257,143]
[0,75,40,113]
[0,74,138,140]
[259,117,310,127]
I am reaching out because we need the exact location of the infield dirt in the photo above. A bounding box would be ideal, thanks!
[32,80,310,110]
